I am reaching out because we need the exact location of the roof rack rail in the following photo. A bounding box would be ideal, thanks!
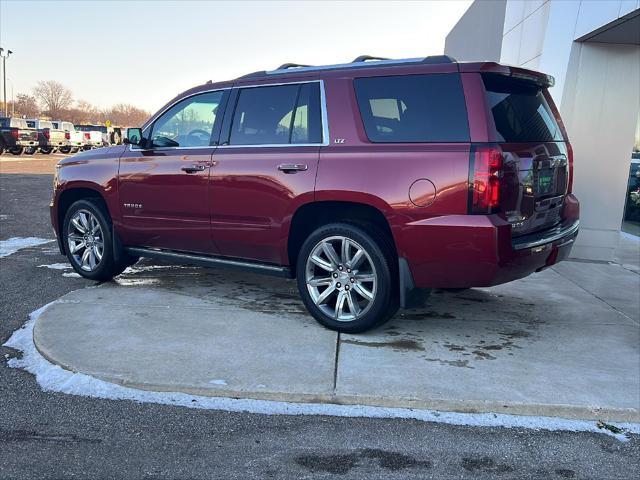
[421,55,456,64]
[277,62,312,70]
[352,55,390,63]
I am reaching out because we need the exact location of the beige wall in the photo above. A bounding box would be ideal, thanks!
[444,0,506,62]
[561,42,640,260]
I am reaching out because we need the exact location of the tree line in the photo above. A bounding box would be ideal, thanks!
[5,80,150,127]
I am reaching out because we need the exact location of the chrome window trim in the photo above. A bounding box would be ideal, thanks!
[129,80,329,152]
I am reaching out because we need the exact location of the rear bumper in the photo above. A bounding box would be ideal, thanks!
[399,195,580,289]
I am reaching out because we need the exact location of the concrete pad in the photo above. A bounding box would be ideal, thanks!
[32,261,639,422]
[552,261,639,322]
[337,268,640,421]
[34,268,338,402]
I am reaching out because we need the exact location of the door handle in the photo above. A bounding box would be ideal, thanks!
[181,165,207,173]
[277,164,308,173]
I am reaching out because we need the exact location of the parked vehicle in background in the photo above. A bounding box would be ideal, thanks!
[50,55,580,333]
[75,125,108,149]
[56,121,84,154]
[48,121,72,151]
[27,119,56,154]
[0,117,39,155]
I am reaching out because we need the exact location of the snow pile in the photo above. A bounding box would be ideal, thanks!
[4,300,639,442]
[0,237,53,258]
[37,263,71,270]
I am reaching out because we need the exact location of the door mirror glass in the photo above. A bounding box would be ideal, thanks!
[125,128,143,145]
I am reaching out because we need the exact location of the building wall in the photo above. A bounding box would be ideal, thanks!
[501,0,640,104]
[444,0,506,62]
[560,42,640,260]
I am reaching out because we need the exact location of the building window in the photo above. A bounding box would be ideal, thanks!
[622,114,640,237]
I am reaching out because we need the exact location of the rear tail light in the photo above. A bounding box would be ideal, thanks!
[43,129,50,140]
[566,143,574,194]
[10,128,19,139]
[469,145,503,214]
[84,132,90,140]
[65,131,71,140]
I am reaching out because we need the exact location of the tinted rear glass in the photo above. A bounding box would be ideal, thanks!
[354,73,469,143]
[229,82,322,145]
[483,73,563,142]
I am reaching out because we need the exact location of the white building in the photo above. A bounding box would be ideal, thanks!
[446,0,640,261]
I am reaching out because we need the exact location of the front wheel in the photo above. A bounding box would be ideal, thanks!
[296,223,398,333]
[39,147,53,154]
[10,146,24,155]
[59,147,71,154]
[23,147,37,155]
[63,199,130,281]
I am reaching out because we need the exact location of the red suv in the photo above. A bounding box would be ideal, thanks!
[50,55,579,332]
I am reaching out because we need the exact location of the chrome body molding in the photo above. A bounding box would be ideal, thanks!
[512,220,579,251]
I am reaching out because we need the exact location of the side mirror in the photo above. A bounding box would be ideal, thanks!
[124,128,144,146]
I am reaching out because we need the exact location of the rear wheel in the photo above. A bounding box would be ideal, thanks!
[10,146,24,155]
[296,223,398,333]
[59,147,71,154]
[63,199,131,281]
[23,147,37,155]
[40,147,53,154]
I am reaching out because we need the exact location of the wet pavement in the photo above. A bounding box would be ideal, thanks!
[2,172,640,479]
[31,254,640,422]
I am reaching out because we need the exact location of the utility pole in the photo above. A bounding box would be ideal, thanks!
[0,48,13,117]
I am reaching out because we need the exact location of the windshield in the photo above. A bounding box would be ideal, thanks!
[483,73,563,143]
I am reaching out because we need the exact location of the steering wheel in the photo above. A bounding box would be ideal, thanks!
[186,129,211,145]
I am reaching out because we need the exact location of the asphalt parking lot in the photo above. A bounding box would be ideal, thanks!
[1,153,639,479]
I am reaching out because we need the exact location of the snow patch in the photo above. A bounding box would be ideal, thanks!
[209,379,228,386]
[62,272,81,278]
[0,237,53,258]
[37,263,71,270]
[4,299,638,441]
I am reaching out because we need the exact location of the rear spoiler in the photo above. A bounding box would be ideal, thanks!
[458,62,555,87]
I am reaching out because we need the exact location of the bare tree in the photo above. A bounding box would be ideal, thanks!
[11,93,39,118]
[33,80,73,117]
[105,103,150,127]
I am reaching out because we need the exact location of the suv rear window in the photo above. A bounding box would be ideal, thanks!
[482,73,563,142]
[354,73,469,143]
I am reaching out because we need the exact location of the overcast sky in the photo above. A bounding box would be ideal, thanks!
[0,0,471,113]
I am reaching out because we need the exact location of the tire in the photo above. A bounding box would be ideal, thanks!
[23,147,37,155]
[40,147,52,154]
[62,199,130,281]
[59,147,71,154]
[10,146,24,155]
[296,223,398,333]
[0,147,4,155]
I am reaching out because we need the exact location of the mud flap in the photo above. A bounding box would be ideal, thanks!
[399,257,430,309]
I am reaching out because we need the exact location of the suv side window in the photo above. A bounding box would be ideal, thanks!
[229,82,322,145]
[151,90,225,148]
[354,73,469,143]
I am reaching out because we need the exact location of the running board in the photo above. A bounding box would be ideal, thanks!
[125,247,292,278]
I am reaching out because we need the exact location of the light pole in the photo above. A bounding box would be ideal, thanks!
[0,48,13,117]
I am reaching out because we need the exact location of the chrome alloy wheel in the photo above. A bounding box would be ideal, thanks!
[305,235,378,322]
[67,209,105,272]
